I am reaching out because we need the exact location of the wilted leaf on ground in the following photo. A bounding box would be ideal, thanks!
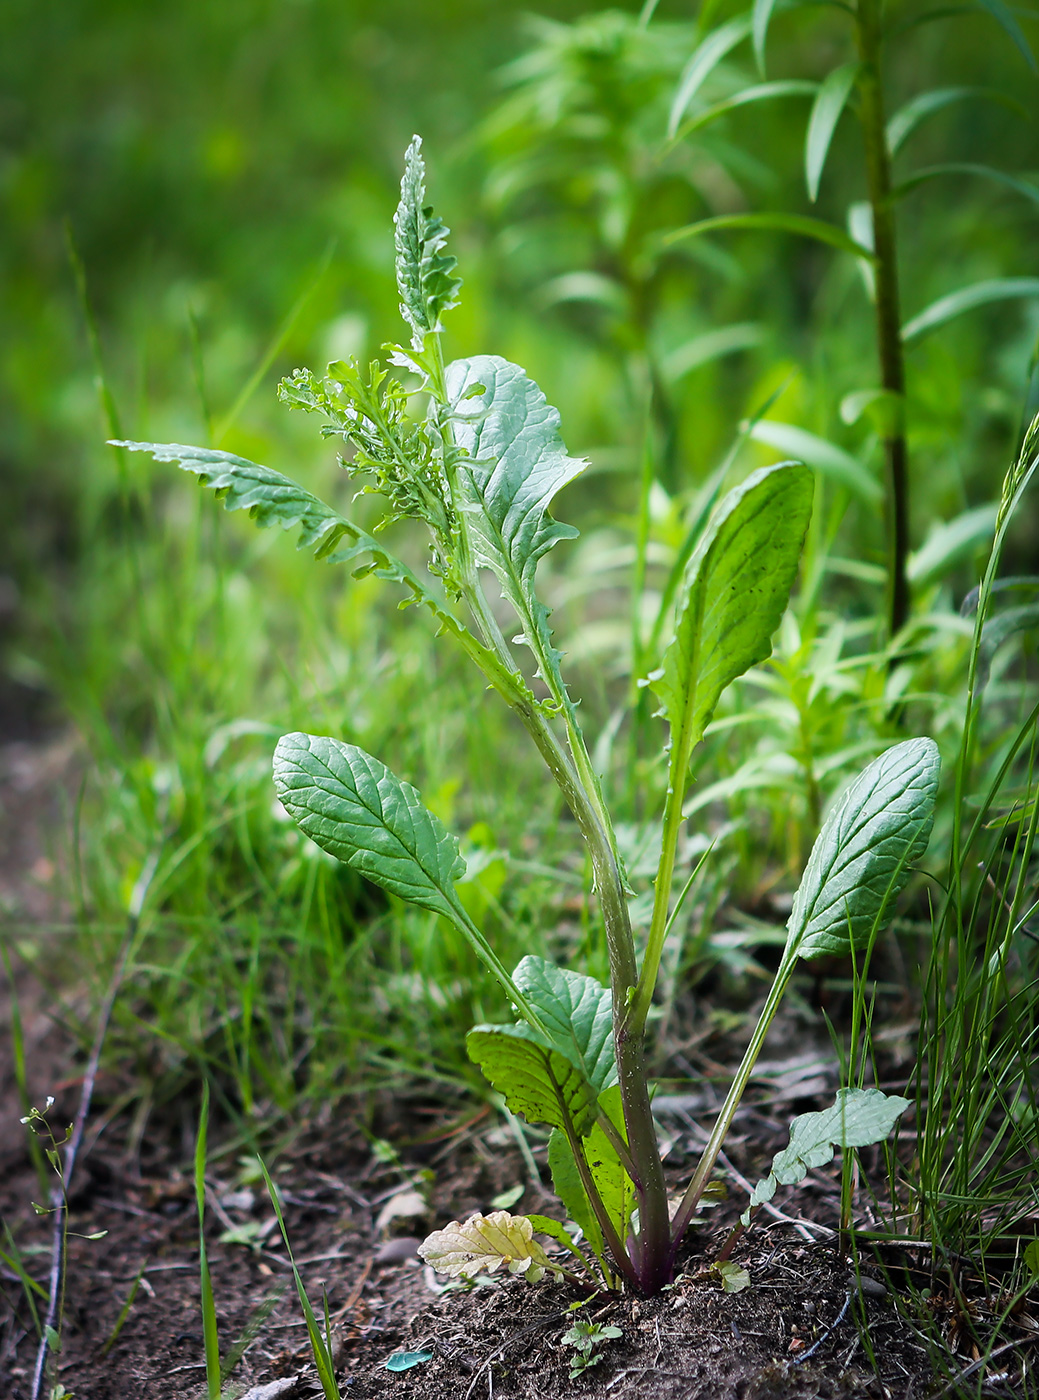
[418,1211,561,1282]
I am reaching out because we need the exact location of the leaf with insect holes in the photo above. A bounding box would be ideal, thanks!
[466,1024,601,1137]
[273,733,465,919]
[548,1084,634,1259]
[787,738,940,962]
[445,356,584,701]
[394,135,461,346]
[651,464,813,770]
[741,1088,911,1224]
[418,1211,561,1282]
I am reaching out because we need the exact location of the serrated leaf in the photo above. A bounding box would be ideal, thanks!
[394,135,462,346]
[548,1084,634,1260]
[787,738,940,962]
[805,63,860,203]
[273,732,465,918]
[445,355,584,697]
[664,212,875,264]
[669,17,754,137]
[467,1024,599,1136]
[513,956,616,1096]
[748,421,881,503]
[112,441,462,628]
[741,1088,911,1223]
[652,464,813,761]
[418,1211,560,1282]
[902,278,1039,346]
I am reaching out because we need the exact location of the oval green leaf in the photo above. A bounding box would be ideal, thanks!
[788,738,940,961]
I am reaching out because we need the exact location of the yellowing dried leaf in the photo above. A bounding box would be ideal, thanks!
[418,1210,562,1283]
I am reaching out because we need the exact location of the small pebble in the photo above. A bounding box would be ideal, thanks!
[858,1275,888,1299]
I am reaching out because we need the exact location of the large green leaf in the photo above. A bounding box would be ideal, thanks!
[548,1085,633,1259]
[787,738,940,961]
[805,63,860,203]
[741,1088,911,1223]
[651,464,813,757]
[513,956,615,1096]
[466,1024,600,1137]
[445,355,584,694]
[273,733,465,918]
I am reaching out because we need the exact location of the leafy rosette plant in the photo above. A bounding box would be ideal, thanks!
[116,138,940,1295]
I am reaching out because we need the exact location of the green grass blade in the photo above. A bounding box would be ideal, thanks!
[194,1082,221,1400]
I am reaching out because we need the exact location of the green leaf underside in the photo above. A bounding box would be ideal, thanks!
[805,63,860,203]
[652,464,814,752]
[748,421,881,502]
[664,213,874,263]
[742,1088,911,1223]
[548,1084,634,1257]
[111,441,458,623]
[272,732,465,919]
[444,355,584,692]
[467,1024,600,1137]
[788,738,940,961]
[394,135,462,346]
[902,278,1039,345]
[513,956,616,1095]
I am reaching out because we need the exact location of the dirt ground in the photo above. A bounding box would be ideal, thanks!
[1,726,1035,1399]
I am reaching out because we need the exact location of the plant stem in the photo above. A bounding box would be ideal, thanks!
[855,0,910,642]
[669,953,796,1250]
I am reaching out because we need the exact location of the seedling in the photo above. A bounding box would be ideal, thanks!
[118,138,939,1295]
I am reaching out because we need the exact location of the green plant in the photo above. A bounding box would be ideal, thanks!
[560,1311,623,1379]
[664,0,1039,641]
[118,138,940,1295]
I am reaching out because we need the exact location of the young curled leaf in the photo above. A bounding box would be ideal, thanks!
[394,135,462,347]
[418,1211,562,1282]
[741,1087,911,1225]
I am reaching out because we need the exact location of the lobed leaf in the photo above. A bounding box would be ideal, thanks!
[741,1088,911,1223]
[787,738,940,961]
[272,733,465,920]
[652,463,814,755]
[394,135,462,347]
[418,1211,560,1282]
[466,1023,600,1137]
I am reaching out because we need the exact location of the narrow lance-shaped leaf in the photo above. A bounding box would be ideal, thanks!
[651,463,814,763]
[664,212,875,263]
[394,135,462,347]
[805,63,860,202]
[668,17,753,137]
[445,355,585,705]
[786,738,940,962]
[741,1088,911,1224]
[886,87,1026,157]
[902,278,1039,346]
